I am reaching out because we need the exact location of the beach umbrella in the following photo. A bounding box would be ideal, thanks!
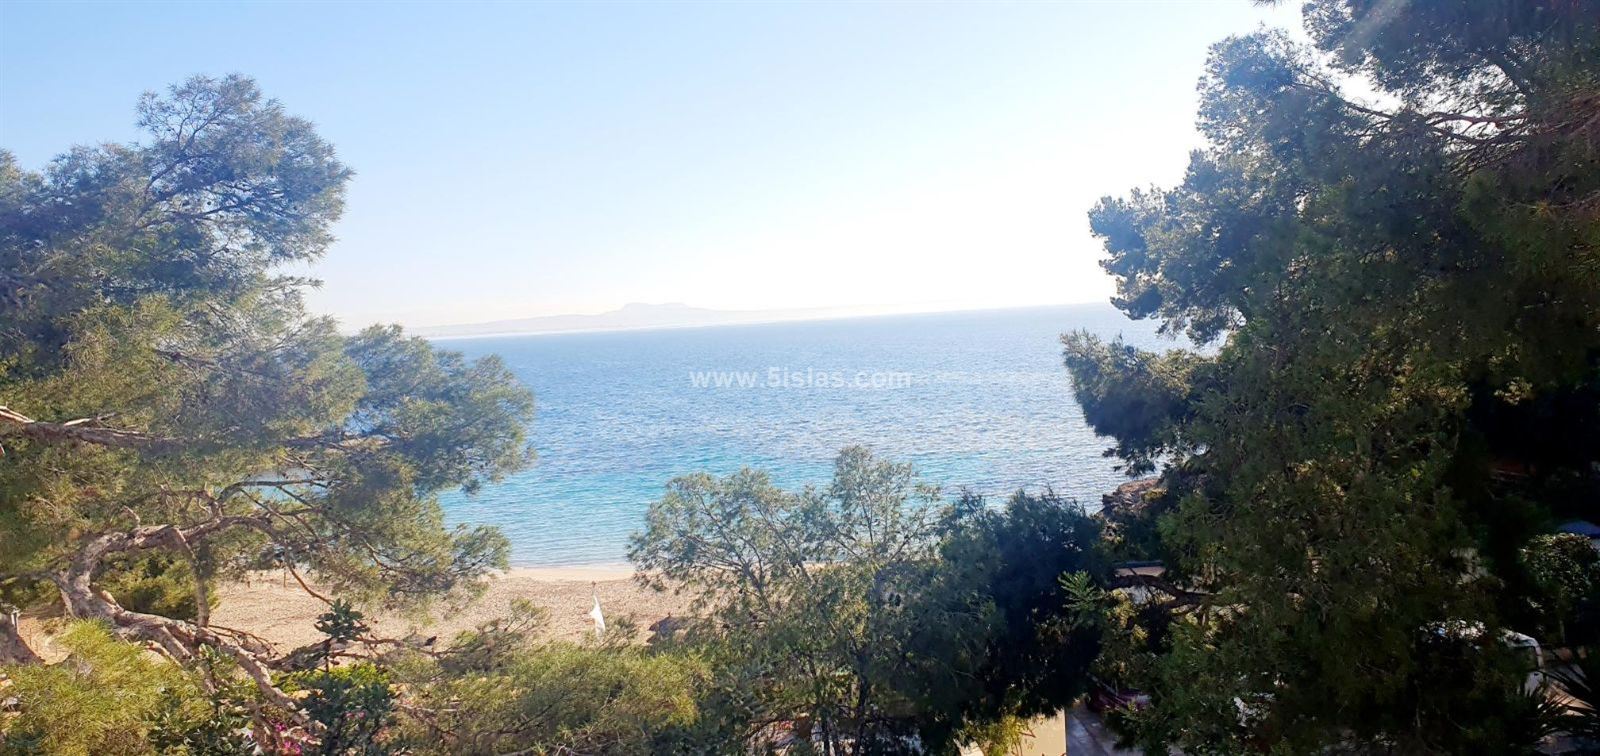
[589,583,606,637]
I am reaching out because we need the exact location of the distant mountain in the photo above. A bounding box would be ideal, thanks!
[412,302,866,338]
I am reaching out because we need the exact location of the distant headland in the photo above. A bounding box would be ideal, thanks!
[409,301,1077,338]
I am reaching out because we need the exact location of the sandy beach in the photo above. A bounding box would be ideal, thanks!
[11,566,694,663]
[206,565,694,650]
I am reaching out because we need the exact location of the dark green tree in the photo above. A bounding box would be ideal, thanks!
[0,75,534,738]
[629,448,1106,754]
[1522,533,1600,646]
[1064,1,1600,751]
[904,491,1108,749]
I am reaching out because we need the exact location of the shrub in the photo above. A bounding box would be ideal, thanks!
[282,663,395,755]
[0,622,241,755]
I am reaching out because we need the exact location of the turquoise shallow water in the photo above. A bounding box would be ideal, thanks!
[436,304,1174,566]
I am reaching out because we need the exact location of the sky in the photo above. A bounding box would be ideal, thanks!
[0,1,1301,329]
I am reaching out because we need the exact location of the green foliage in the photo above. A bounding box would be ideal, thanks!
[0,74,533,603]
[390,607,706,755]
[630,448,1107,754]
[631,448,950,752]
[1059,571,1110,631]
[99,554,209,622]
[315,600,369,646]
[907,491,1107,748]
[1065,1,1600,750]
[0,74,534,750]
[0,74,349,373]
[1060,333,1202,476]
[435,598,547,675]
[0,622,247,755]
[1522,534,1600,645]
[282,664,394,756]
[284,599,373,673]
[1548,650,1600,743]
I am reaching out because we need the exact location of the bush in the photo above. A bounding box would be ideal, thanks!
[0,622,247,755]
[394,643,707,755]
[98,554,210,622]
[630,449,1110,754]
[282,663,395,755]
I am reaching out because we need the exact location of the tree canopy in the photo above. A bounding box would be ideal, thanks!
[0,75,535,739]
[629,447,1108,754]
[0,76,1108,756]
[1066,1,1600,751]
[8,3,1599,751]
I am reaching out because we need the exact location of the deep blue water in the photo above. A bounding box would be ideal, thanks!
[436,304,1176,565]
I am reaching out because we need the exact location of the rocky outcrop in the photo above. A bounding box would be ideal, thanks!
[1098,479,1163,522]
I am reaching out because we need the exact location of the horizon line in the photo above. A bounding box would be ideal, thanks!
[414,300,1119,341]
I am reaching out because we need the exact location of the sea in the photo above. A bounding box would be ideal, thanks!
[435,303,1179,566]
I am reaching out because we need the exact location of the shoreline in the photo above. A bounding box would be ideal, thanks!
[496,563,637,581]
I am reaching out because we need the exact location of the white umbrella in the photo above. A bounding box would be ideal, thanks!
[588,583,606,637]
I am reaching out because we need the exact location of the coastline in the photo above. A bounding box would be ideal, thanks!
[496,563,637,581]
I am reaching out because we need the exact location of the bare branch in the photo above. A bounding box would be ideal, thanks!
[0,402,383,455]
[283,561,334,606]
[0,405,175,450]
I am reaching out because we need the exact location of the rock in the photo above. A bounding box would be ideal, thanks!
[1099,478,1162,521]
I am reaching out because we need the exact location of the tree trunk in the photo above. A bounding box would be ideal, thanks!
[0,611,42,665]
[51,534,308,721]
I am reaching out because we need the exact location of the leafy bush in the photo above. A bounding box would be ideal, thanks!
[393,638,706,755]
[98,554,210,622]
[630,448,1109,754]
[1547,650,1600,745]
[282,663,395,755]
[0,622,247,755]
[1522,533,1600,646]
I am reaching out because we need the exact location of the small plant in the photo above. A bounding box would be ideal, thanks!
[1060,570,1112,632]
[1548,650,1600,743]
[284,663,395,756]
[316,600,369,645]
[310,600,369,671]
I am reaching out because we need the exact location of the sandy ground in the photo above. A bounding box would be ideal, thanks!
[15,566,695,660]
[208,565,695,650]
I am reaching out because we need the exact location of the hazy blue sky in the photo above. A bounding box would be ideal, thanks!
[1,1,1299,328]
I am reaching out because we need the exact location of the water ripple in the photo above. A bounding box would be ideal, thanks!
[437,304,1178,566]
